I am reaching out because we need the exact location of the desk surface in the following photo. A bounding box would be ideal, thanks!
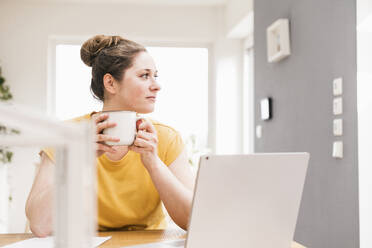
[0,229,306,248]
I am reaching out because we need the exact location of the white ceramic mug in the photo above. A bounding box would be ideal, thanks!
[102,110,140,146]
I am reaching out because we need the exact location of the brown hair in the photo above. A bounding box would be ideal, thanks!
[80,35,146,101]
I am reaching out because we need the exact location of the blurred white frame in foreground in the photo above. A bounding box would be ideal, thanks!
[0,103,96,248]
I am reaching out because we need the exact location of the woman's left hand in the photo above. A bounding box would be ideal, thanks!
[129,119,159,169]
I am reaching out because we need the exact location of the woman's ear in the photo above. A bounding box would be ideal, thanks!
[103,73,117,95]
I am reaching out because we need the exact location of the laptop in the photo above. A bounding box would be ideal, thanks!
[125,153,309,248]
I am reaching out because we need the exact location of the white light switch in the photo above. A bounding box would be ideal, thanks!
[333,77,343,96]
[333,119,343,136]
[333,97,343,115]
[260,98,271,120]
[256,125,262,139]
[332,141,343,158]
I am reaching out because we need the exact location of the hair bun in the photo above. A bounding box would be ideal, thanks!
[80,35,123,67]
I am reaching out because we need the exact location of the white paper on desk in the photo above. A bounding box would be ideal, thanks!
[124,239,186,248]
[2,236,111,248]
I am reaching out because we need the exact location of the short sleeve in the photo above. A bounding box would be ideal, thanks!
[163,130,185,166]
[38,113,93,163]
[40,147,55,163]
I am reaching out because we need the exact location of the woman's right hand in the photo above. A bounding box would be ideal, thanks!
[93,113,120,157]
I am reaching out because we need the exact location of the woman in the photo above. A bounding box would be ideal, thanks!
[25,35,195,237]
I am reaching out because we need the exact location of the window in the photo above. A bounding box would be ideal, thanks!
[146,47,209,157]
[54,44,209,164]
[242,36,255,154]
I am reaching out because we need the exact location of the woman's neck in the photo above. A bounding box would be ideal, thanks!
[102,100,129,112]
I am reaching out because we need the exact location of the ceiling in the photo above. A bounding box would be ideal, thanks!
[10,0,229,6]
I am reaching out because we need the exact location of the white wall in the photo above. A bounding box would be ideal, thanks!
[0,1,247,232]
[0,2,220,113]
[213,0,253,154]
[358,0,372,25]
[0,165,9,233]
[358,1,372,246]
[213,37,244,154]
[357,27,372,248]
[225,0,253,37]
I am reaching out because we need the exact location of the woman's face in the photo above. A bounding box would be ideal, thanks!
[114,51,161,113]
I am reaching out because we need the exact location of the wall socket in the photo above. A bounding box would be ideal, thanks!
[333,77,343,96]
[333,119,343,136]
[333,97,343,115]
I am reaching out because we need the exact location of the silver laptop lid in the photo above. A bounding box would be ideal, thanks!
[186,153,309,248]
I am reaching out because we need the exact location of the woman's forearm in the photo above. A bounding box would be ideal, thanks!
[26,187,53,237]
[147,158,193,230]
[25,154,54,237]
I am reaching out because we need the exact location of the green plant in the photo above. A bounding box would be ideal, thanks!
[0,65,18,164]
[0,67,12,101]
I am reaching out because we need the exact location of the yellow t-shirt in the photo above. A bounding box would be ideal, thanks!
[42,113,185,231]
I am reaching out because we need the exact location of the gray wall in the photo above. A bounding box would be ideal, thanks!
[254,1,358,248]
